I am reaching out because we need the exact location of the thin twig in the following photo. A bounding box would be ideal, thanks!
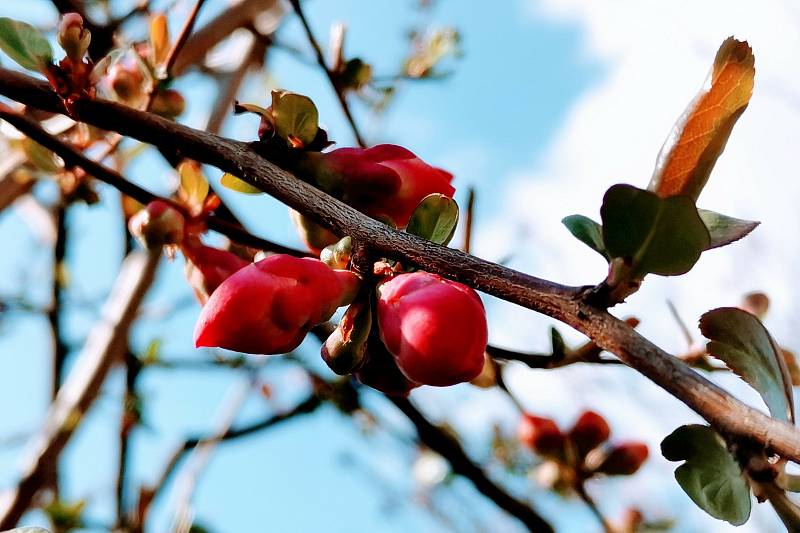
[575,483,614,533]
[0,250,160,528]
[142,394,322,525]
[44,199,68,497]
[163,0,209,78]
[462,187,475,254]
[666,299,694,347]
[388,395,553,532]
[288,0,366,147]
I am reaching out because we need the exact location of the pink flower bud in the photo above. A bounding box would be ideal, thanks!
[376,271,486,386]
[568,410,611,457]
[314,144,455,228]
[518,414,565,457]
[597,442,649,476]
[181,241,250,304]
[128,200,185,249]
[58,13,91,61]
[194,255,360,355]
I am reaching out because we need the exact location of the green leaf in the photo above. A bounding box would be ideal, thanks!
[562,214,609,260]
[0,18,53,72]
[700,307,794,422]
[233,101,270,118]
[142,338,162,365]
[550,327,566,358]
[698,209,759,250]
[600,184,710,276]
[220,172,262,195]
[661,424,751,526]
[406,193,459,245]
[270,90,319,148]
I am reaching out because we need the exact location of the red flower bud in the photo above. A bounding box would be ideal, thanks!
[518,414,565,457]
[376,271,486,386]
[314,144,455,228]
[128,200,185,249]
[194,255,360,354]
[181,240,250,303]
[597,442,649,476]
[58,13,91,61]
[568,410,611,457]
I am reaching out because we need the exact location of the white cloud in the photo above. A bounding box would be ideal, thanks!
[466,1,800,530]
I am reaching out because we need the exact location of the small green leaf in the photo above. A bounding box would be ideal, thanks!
[550,327,566,358]
[270,90,319,148]
[220,172,262,195]
[0,17,53,72]
[142,338,162,365]
[406,193,459,245]
[698,209,759,250]
[700,307,794,422]
[339,58,373,90]
[661,424,751,526]
[233,101,270,118]
[562,214,609,260]
[22,137,63,172]
[601,184,710,276]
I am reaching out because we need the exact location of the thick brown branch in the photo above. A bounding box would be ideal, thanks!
[2,68,799,462]
[0,109,307,257]
[0,250,159,528]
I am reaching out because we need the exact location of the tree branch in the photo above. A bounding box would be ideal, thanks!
[389,396,553,532]
[2,68,799,462]
[143,394,323,525]
[0,249,160,528]
[163,0,209,78]
[0,108,307,257]
[170,0,280,76]
[288,0,366,147]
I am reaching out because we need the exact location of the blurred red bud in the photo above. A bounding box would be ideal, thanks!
[597,442,649,476]
[568,410,611,457]
[518,414,565,457]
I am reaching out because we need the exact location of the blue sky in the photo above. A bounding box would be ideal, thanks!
[2,0,797,531]
[0,1,596,531]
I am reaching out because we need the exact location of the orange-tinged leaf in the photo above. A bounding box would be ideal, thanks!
[178,160,209,215]
[149,13,170,66]
[649,37,754,201]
